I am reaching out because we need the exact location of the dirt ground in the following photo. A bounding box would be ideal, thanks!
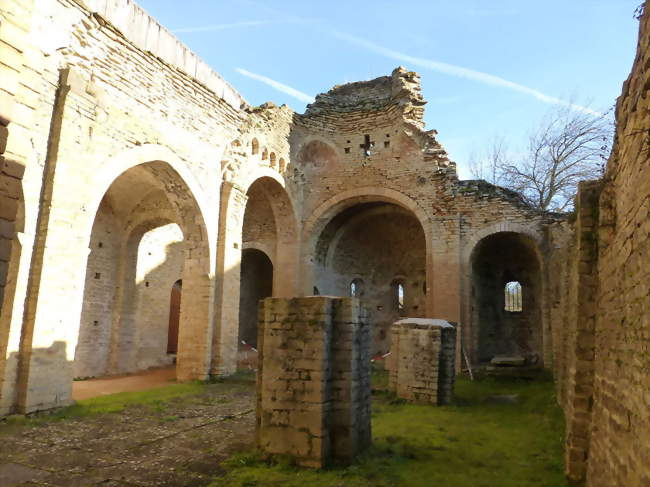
[0,376,257,487]
[72,367,178,401]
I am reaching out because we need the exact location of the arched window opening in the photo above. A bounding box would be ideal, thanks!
[391,279,406,316]
[270,152,277,168]
[251,138,259,155]
[504,281,522,312]
[279,158,286,172]
[167,279,182,354]
[350,278,364,297]
[262,148,268,160]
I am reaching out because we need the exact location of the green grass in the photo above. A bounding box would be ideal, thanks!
[209,374,569,487]
[25,382,206,423]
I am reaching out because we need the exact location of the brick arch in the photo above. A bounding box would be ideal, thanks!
[462,221,544,264]
[461,222,546,367]
[211,173,299,376]
[106,211,179,375]
[82,158,213,382]
[301,187,433,315]
[303,187,429,244]
[88,144,215,268]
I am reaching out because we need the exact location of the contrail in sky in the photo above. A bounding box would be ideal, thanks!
[235,68,315,104]
[331,31,602,117]
[174,20,294,33]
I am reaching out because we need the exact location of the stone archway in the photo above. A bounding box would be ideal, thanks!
[75,161,212,383]
[306,197,428,355]
[301,187,433,317]
[15,151,213,413]
[467,231,543,366]
[212,171,298,376]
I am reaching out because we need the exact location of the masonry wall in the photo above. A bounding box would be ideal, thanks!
[546,10,650,486]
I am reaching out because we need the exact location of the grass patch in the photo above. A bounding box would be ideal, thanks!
[210,374,568,487]
[26,382,206,423]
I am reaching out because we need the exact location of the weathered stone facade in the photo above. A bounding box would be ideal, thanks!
[0,0,558,421]
[388,318,456,405]
[256,296,371,467]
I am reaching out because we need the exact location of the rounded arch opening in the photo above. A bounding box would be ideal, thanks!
[75,161,212,383]
[311,201,427,355]
[238,248,273,348]
[470,231,542,366]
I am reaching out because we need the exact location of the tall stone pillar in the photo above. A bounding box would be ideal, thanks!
[256,296,371,468]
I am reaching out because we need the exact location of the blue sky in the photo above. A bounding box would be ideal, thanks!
[137,0,640,179]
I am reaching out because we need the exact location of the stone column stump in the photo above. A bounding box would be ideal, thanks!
[256,296,371,468]
[387,318,456,405]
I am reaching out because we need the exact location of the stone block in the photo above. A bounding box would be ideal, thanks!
[256,296,371,468]
[388,318,455,405]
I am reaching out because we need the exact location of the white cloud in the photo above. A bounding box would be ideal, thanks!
[331,31,602,117]
[235,68,315,104]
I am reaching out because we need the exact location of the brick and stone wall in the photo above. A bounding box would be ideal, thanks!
[388,318,456,405]
[546,9,650,486]
[256,296,371,468]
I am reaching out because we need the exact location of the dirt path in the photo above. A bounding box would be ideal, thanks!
[72,367,178,401]
[0,378,256,487]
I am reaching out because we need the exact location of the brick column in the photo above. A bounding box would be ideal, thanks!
[256,296,371,468]
[388,318,456,405]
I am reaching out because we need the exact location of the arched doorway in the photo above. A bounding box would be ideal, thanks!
[167,280,182,355]
[470,231,542,365]
[74,161,211,382]
[238,249,273,347]
[212,173,298,375]
[311,202,427,355]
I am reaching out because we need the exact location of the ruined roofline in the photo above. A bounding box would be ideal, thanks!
[74,0,247,110]
[303,67,426,123]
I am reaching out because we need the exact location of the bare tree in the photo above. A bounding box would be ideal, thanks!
[471,103,613,212]
[468,135,509,186]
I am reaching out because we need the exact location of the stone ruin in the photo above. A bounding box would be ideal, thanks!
[0,0,649,485]
[255,296,371,467]
[388,319,456,405]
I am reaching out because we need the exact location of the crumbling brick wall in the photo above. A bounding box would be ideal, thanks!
[547,9,650,486]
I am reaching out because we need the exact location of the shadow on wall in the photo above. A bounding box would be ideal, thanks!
[3,341,73,414]
[238,248,273,348]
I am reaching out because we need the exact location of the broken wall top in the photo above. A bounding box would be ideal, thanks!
[302,67,427,129]
[76,0,246,110]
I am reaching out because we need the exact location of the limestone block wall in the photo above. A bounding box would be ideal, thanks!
[256,296,371,468]
[388,318,456,405]
[546,10,650,486]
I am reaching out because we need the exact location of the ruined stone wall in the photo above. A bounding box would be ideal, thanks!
[293,68,553,368]
[585,10,650,486]
[545,11,650,486]
[75,199,121,378]
[321,206,427,355]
